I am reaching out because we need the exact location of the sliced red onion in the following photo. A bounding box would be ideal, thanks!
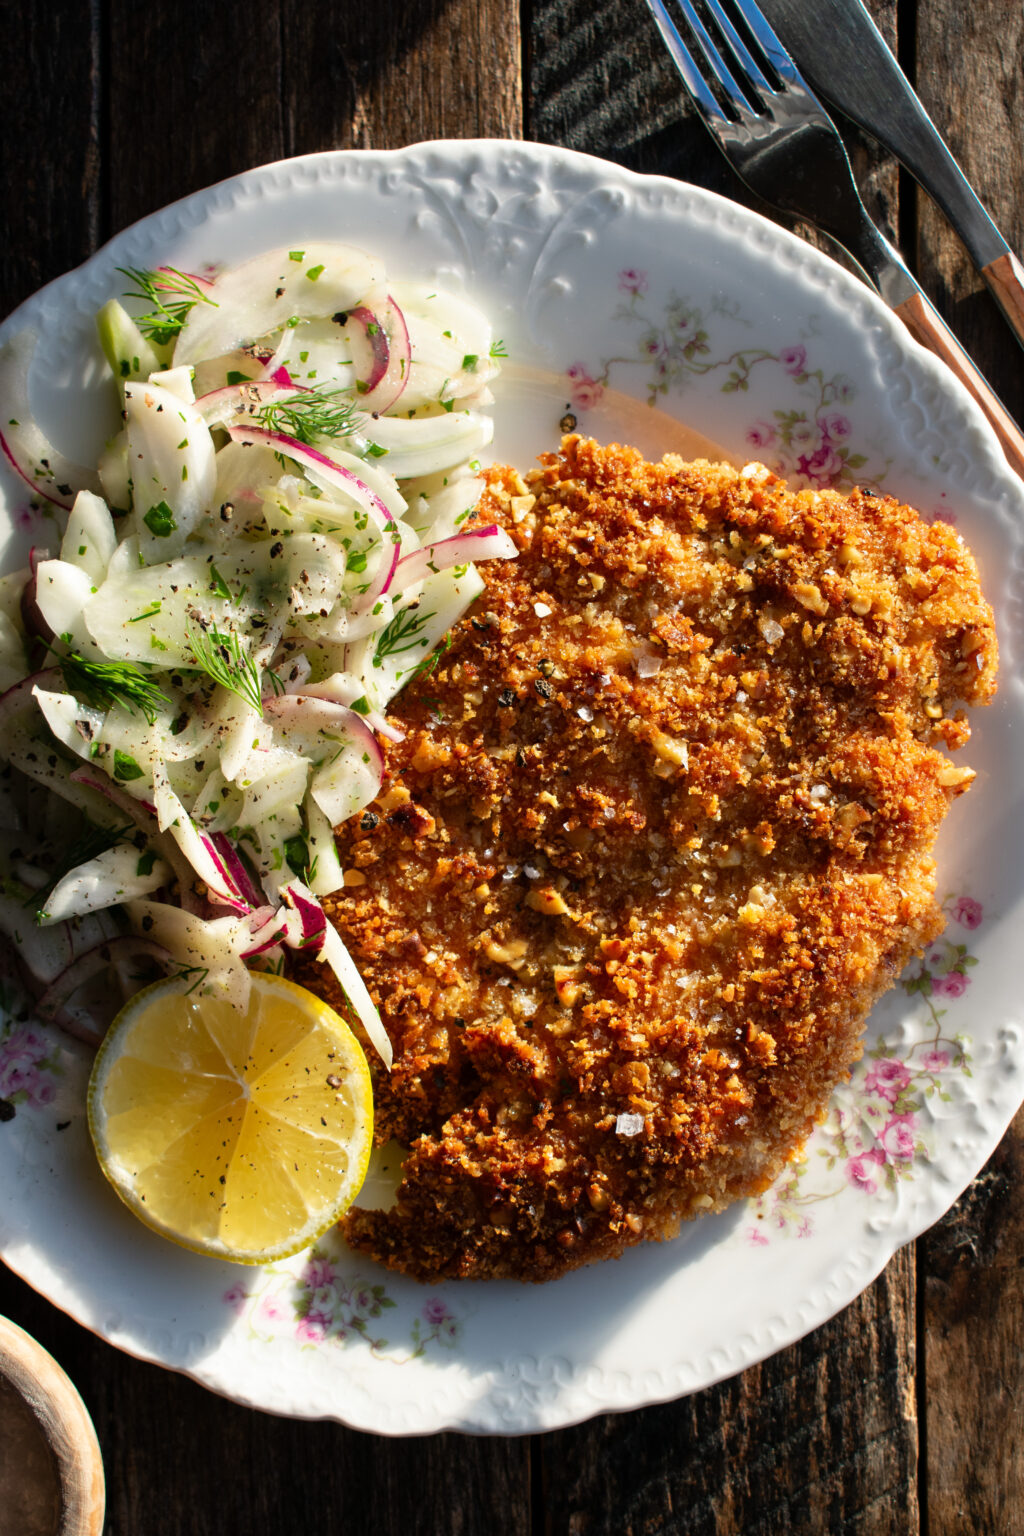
[392,525,518,594]
[348,297,410,413]
[195,377,304,427]
[35,936,173,1046]
[209,832,264,910]
[280,879,328,954]
[225,425,395,532]
[240,905,288,958]
[195,832,252,914]
[298,677,405,744]
[265,693,385,781]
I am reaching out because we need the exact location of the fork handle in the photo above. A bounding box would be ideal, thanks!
[893,288,1024,480]
[981,251,1024,358]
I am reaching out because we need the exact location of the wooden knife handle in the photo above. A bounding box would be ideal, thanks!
[892,288,1024,481]
[982,250,1024,354]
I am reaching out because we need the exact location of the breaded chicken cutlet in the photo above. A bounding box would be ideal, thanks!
[306,436,998,1283]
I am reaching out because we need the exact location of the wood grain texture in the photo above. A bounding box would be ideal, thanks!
[913,0,1024,421]
[283,0,522,154]
[536,1249,918,1536]
[921,1107,1024,1533]
[0,1,100,312]
[106,0,284,235]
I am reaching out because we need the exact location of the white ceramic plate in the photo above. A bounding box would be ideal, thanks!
[2,142,1023,1437]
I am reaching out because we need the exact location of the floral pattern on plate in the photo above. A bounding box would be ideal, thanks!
[566,270,891,488]
[748,896,982,1243]
[223,1238,461,1362]
[0,983,62,1117]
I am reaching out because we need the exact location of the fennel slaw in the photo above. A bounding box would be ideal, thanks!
[0,244,516,1065]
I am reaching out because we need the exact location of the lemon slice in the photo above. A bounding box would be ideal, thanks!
[87,971,373,1263]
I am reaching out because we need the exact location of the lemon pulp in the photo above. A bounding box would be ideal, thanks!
[87,971,373,1263]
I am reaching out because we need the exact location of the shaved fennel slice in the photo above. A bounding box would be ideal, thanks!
[351,408,493,479]
[0,331,102,509]
[320,919,393,1070]
[124,381,217,561]
[39,843,170,926]
[174,244,385,366]
[33,559,107,658]
[60,491,118,585]
[348,564,486,711]
[126,899,252,1009]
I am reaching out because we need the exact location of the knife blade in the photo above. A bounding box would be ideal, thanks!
[760,0,1024,353]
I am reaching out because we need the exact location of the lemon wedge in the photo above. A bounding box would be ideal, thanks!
[87,971,373,1264]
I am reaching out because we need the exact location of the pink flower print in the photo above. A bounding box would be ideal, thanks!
[0,1029,55,1107]
[618,268,649,296]
[818,411,851,441]
[780,344,807,375]
[747,1225,770,1246]
[566,362,589,383]
[789,418,820,450]
[422,1297,450,1327]
[746,421,776,448]
[570,376,604,411]
[932,970,969,999]
[309,1284,341,1323]
[951,896,983,930]
[864,1057,911,1104]
[296,1316,327,1345]
[845,1155,879,1194]
[640,332,667,360]
[222,1282,248,1316]
[920,1050,951,1073]
[256,1293,288,1328]
[797,443,844,486]
[878,1114,917,1161]
[304,1256,336,1291]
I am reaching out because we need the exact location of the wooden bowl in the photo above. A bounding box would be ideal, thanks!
[0,1316,105,1536]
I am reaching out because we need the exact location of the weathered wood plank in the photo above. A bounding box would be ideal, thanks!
[0,2,101,316]
[534,1248,918,1536]
[920,1109,1024,1534]
[913,0,1024,421]
[282,0,522,154]
[105,0,284,235]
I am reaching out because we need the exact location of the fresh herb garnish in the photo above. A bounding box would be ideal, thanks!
[256,384,359,445]
[143,500,177,538]
[113,750,145,782]
[489,338,508,359]
[118,266,218,347]
[187,623,263,713]
[373,605,437,669]
[48,645,171,725]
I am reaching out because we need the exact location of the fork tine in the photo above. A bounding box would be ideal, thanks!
[672,0,761,113]
[645,0,729,121]
[726,0,806,88]
[701,0,776,97]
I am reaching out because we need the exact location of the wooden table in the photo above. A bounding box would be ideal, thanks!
[2,2,1022,1530]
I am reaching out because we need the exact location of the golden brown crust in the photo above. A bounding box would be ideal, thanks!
[301,437,997,1283]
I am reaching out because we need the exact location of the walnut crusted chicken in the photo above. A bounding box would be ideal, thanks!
[304,436,997,1283]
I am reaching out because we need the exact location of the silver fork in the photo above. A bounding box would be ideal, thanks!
[645,0,1024,478]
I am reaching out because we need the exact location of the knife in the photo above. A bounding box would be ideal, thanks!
[760,0,1024,354]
